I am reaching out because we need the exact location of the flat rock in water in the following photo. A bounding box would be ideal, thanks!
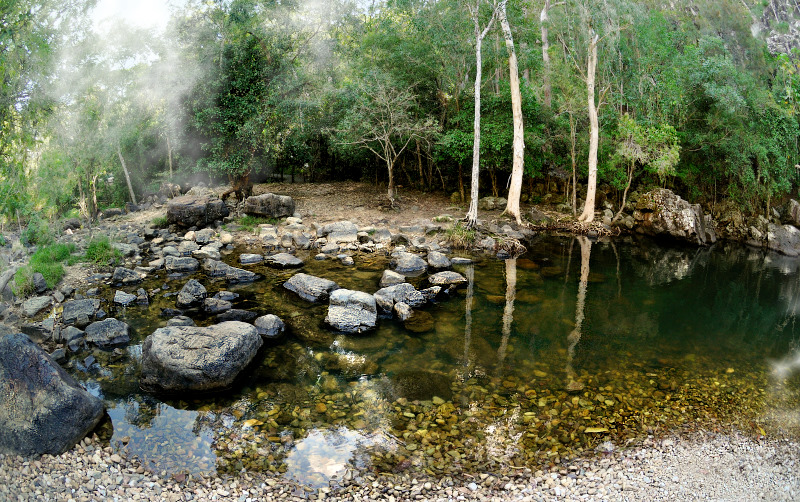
[203,297,232,314]
[265,252,304,268]
[22,296,52,318]
[380,270,406,288]
[165,256,200,274]
[428,271,468,286]
[404,311,435,333]
[84,318,130,347]
[393,301,413,321]
[216,309,258,323]
[391,252,427,275]
[62,299,101,327]
[254,314,285,340]
[202,260,258,283]
[239,253,263,265]
[176,279,207,308]
[390,369,453,401]
[140,321,263,392]
[320,221,358,236]
[0,333,104,456]
[451,257,473,265]
[167,316,195,327]
[325,289,377,334]
[113,290,137,307]
[374,283,426,313]
[214,291,239,301]
[243,193,295,218]
[284,273,339,303]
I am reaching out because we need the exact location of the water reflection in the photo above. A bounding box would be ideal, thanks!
[566,236,591,390]
[497,258,517,374]
[107,398,217,475]
[284,427,397,489]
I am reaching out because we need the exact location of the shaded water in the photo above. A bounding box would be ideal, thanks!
[69,236,800,487]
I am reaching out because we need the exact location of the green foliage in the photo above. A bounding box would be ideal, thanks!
[237,215,279,232]
[152,215,168,228]
[445,222,476,249]
[21,217,55,247]
[84,237,122,266]
[14,243,78,296]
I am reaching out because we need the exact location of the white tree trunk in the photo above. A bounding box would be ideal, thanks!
[117,144,137,206]
[541,0,552,110]
[499,1,525,224]
[578,33,599,223]
[466,1,496,227]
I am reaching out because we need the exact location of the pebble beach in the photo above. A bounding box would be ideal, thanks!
[1,429,796,501]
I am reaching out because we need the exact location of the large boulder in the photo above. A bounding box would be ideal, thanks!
[202,260,258,283]
[633,189,716,245]
[242,193,295,218]
[84,318,130,347]
[380,270,406,288]
[166,194,229,228]
[165,256,200,274]
[61,299,101,328]
[254,314,285,340]
[320,221,359,244]
[265,252,304,269]
[391,252,427,276]
[428,271,468,287]
[22,296,52,318]
[0,333,104,456]
[140,321,263,393]
[325,289,377,334]
[284,273,339,302]
[427,251,451,269]
[176,279,207,308]
[374,283,426,314]
[111,267,143,285]
[766,223,800,256]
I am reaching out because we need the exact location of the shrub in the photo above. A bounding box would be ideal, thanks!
[152,215,168,228]
[445,222,476,249]
[84,236,122,265]
[237,215,279,232]
[21,217,54,247]
[13,243,78,295]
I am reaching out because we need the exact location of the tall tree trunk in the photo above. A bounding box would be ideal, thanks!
[465,2,496,227]
[540,0,553,110]
[117,144,137,206]
[578,33,599,223]
[569,112,577,215]
[166,133,174,179]
[499,1,525,224]
[90,173,99,220]
[387,158,396,200]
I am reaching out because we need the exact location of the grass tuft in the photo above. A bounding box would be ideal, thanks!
[445,222,476,249]
[84,236,122,266]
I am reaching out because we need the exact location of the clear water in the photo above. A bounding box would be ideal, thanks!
[69,236,800,487]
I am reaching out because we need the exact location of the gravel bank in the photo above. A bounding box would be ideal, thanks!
[1,429,796,501]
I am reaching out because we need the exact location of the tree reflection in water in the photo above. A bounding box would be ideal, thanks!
[566,236,592,390]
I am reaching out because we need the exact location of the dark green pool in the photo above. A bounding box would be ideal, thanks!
[69,236,800,487]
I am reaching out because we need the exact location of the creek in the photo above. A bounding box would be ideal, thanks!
[67,235,800,488]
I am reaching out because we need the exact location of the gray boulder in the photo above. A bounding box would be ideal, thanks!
[62,299,101,327]
[202,297,232,314]
[111,243,138,258]
[216,309,258,323]
[633,188,716,245]
[427,251,451,269]
[84,318,130,347]
[0,333,104,456]
[165,256,200,274]
[202,260,258,283]
[393,301,413,321]
[391,252,427,275]
[380,270,406,288]
[284,273,339,302]
[766,223,800,256]
[254,314,285,340]
[243,193,295,218]
[140,321,263,392]
[239,253,263,265]
[265,252,304,268]
[32,273,47,293]
[167,316,195,327]
[784,199,800,227]
[176,279,207,308]
[325,289,377,334]
[22,296,52,318]
[320,221,358,237]
[112,267,142,285]
[113,290,137,307]
[428,271,468,287]
[166,194,229,228]
[374,283,426,314]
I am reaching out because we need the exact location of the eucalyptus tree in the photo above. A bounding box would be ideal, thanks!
[464,0,498,227]
[497,0,525,223]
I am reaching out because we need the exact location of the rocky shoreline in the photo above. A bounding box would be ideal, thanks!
[0,182,799,500]
[0,428,796,501]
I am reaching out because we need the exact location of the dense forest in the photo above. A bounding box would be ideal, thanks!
[3,0,800,226]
